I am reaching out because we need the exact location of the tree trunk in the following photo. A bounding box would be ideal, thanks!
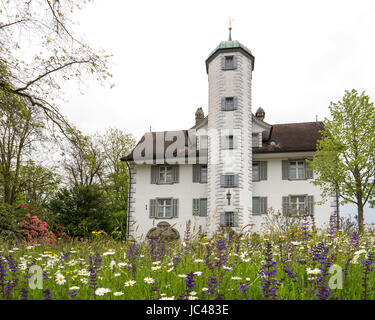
[358,204,364,234]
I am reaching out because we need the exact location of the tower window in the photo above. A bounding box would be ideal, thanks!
[225,56,234,69]
[221,97,238,111]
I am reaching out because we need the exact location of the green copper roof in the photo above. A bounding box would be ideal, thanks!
[207,40,253,60]
[205,40,255,73]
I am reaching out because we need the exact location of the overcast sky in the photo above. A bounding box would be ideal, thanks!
[59,0,375,223]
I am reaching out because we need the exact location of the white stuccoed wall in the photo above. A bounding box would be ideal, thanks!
[130,164,208,241]
[252,152,333,232]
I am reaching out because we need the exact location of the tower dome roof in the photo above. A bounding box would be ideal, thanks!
[205,40,255,73]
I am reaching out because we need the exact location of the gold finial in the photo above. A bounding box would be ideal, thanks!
[228,17,234,41]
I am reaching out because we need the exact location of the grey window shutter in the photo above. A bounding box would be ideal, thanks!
[233,96,238,110]
[220,212,225,226]
[173,166,179,183]
[220,174,225,187]
[172,199,179,218]
[221,56,226,70]
[193,165,200,183]
[221,97,226,111]
[149,199,157,218]
[282,160,289,180]
[234,212,239,227]
[234,174,239,187]
[151,166,158,184]
[306,160,314,179]
[282,196,289,215]
[193,199,200,216]
[233,56,238,69]
[260,197,267,214]
[307,195,314,214]
[260,161,267,180]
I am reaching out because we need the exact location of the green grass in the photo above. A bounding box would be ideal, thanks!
[0,229,375,300]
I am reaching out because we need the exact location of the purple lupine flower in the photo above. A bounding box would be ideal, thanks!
[351,233,359,248]
[88,255,99,297]
[0,257,7,299]
[238,282,249,298]
[311,242,334,300]
[126,242,139,278]
[185,272,197,291]
[207,275,218,295]
[19,287,29,300]
[301,214,311,242]
[362,252,374,300]
[42,289,52,300]
[260,242,279,300]
[67,290,79,300]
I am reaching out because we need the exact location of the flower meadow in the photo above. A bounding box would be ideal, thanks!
[1,218,375,300]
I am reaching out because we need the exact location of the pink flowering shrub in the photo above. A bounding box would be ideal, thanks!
[20,213,57,243]
[17,202,70,243]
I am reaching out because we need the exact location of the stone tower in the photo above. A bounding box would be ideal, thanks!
[205,35,255,234]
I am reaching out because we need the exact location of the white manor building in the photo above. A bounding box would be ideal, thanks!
[121,34,335,241]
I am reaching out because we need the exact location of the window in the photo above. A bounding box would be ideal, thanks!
[282,195,314,215]
[157,199,172,218]
[221,97,238,111]
[290,196,306,215]
[224,56,234,69]
[151,165,179,184]
[253,161,267,181]
[252,134,259,147]
[282,160,313,180]
[220,174,239,187]
[289,161,305,180]
[225,97,234,110]
[149,198,179,218]
[252,197,267,215]
[222,135,235,149]
[193,198,207,216]
[224,212,234,227]
[193,164,207,183]
[159,166,173,183]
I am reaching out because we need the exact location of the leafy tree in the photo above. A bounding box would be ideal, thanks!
[17,160,61,204]
[49,184,112,238]
[0,90,47,205]
[0,202,21,242]
[0,0,112,140]
[98,128,136,212]
[310,90,375,233]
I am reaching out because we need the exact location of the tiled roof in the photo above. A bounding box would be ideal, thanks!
[254,121,324,153]
[121,121,324,162]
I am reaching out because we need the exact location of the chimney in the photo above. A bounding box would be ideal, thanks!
[255,107,265,121]
[195,107,205,126]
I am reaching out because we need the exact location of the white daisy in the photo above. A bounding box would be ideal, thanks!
[125,280,136,287]
[113,292,124,296]
[144,277,155,284]
[56,274,66,285]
